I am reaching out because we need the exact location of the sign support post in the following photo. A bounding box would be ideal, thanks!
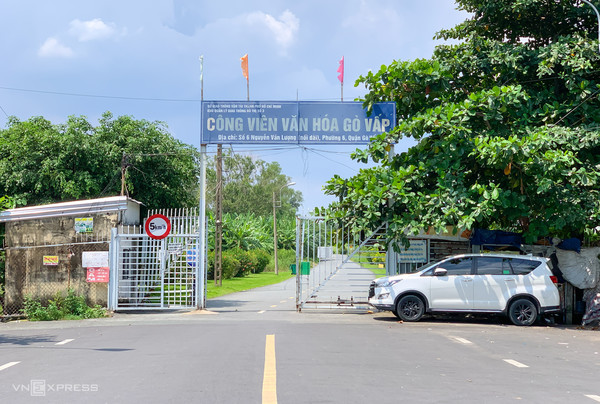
[198,145,207,309]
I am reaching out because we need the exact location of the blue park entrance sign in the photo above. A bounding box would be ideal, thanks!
[201,101,396,145]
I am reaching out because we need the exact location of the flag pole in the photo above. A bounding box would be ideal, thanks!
[337,56,344,102]
[246,55,250,101]
[241,53,249,101]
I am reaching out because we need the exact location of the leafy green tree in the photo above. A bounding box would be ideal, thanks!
[221,213,271,251]
[207,150,302,217]
[0,113,200,209]
[325,0,600,244]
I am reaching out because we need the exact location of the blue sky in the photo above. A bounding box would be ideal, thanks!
[0,0,471,212]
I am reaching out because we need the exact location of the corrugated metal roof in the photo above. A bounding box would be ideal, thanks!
[0,196,143,223]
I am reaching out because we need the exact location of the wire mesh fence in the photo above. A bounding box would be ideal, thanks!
[2,242,109,317]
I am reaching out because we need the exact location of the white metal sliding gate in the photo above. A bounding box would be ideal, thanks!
[295,217,385,311]
[109,209,204,310]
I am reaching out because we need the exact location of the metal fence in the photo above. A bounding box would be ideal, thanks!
[1,208,205,317]
[109,208,204,310]
[295,217,385,311]
[2,240,110,317]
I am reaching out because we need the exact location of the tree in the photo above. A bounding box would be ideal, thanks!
[207,150,302,218]
[324,0,600,244]
[0,112,200,209]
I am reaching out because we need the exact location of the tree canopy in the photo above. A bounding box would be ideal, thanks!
[0,112,200,209]
[324,0,600,244]
[206,150,302,218]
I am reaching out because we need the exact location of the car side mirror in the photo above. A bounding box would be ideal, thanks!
[434,268,448,276]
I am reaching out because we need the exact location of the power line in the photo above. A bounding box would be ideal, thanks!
[0,85,354,103]
[0,86,200,103]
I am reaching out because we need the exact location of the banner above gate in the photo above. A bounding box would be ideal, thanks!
[201,101,396,144]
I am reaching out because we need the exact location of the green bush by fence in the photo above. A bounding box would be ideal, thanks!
[207,248,272,279]
[22,289,107,321]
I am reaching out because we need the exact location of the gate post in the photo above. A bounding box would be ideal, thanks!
[108,227,118,311]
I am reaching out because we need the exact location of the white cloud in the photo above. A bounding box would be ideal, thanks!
[69,18,118,42]
[38,37,74,58]
[247,10,299,50]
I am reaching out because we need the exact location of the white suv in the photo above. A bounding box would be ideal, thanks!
[369,253,561,326]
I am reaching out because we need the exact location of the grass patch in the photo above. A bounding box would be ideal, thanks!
[207,271,295,299]
[350,256,387,277]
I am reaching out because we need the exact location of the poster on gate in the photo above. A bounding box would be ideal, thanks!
[86,267,109,283]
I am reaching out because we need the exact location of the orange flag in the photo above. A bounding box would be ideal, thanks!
[240,54,249,80]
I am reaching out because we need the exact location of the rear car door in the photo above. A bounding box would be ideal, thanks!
[473,256,516,310]
[473,256,541,310]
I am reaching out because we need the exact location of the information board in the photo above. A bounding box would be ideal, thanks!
[201,101,396,144]
[397,240,428,263]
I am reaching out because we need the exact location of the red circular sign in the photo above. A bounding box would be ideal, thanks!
[145,214,171,240]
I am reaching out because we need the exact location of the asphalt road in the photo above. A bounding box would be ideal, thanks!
[1,278,600,404]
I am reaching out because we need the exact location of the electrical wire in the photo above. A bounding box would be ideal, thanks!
[0,85,354,103]
[0,85,200,103]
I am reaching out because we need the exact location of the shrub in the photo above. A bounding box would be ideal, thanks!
[22,290,106,321]
[226,249,253,277]
[63,290,89,316]
[249,249,270,273]
[207,251,242,279]
[221,252,241,279]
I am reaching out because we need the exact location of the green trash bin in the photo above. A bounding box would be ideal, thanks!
[290,264,296,274]
[300,261,310,275]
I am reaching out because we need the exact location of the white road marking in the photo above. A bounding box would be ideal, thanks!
[450,336,472,345]
[270,305,277,308]
[55,339,74,345]
[258,310,266,314]
[586,395,600,402]
[0,362,20,371]
[503,359,529,368]
[279,300,287,303]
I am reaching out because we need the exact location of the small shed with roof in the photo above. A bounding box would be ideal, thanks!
[0,196,142,316]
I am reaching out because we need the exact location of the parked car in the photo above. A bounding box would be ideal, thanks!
[368,253,561,326]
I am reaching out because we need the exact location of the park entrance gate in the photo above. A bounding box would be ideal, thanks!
[108,209,204,310]
[295,217,387,311]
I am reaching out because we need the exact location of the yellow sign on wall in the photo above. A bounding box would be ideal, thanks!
[43,256,59,266]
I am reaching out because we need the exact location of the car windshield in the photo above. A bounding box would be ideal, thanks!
[415,261,438,274]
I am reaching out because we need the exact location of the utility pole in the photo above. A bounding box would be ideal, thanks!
[120,153,130,196]
[273,191,279,274]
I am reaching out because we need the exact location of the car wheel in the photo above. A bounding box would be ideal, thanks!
[391,309,399,319]
[396,295,425,322]
[508,298,538,326]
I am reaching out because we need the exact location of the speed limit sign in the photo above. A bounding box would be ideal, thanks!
[145,214,171,240]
